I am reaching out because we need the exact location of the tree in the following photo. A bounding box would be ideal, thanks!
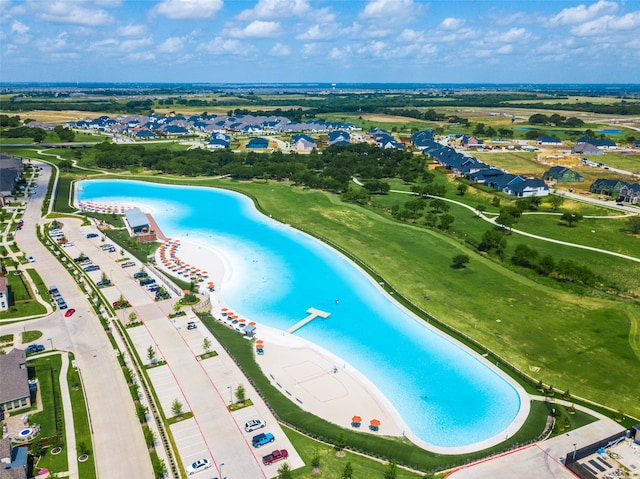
[627,216,640,234]
[335,432,347,455]
[451,254,470,269]
[478,229,507,258]
[311,449,321,472]
[128,312,137,323]
[171,398,183,416]
[384,460,398,479]
[473,122,486,136]
[429,198,449,213]
[342,461,354,479]
[438,213,455,230]
[548,195,565,211]
[202,337,212,353]
[277,462,293,479]
[147,345,156,363]
[560,212,583,227]
[59,159,73,172]
[235,384,246,403]
[456,183,468,196]
[485,126,496,138]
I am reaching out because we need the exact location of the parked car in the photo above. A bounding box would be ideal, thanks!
[62,241,74,247]
[155,291,170,300]
[187,321,197,330]
[262,449,288,465]
[121,261,136,268]
[27,344,45,353]
[139,278,156,286]
[86,233,99,238]
[100,244,115,250]
[186,458,211,476]
[245,419,266,432]
[84,265,100,272]
[58,301,68,310]
[252,432,275,448]
[146,284,160,292]
[97,280,111,287]
[64,308,76,317]
[133,272,148,279]
[27,256,35,262]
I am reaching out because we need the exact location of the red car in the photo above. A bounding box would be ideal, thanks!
[64,309,76,317]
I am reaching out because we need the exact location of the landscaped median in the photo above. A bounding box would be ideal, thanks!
[199,313,552,475]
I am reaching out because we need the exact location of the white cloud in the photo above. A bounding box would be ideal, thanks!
[439,17,464,30]
[11,20,29,34]
[120,36,153,52]
[297,24,335,41]
[498,27,529,43]
[397,29,423,43]
[126,51,155,61]
[227,20,280,39]
[200,36,253,55]
[37,32,69,52]
[302,43,317,57]
[158,37,185,53]
[359,0,417,20]
[269,42,291,56]
[549,0,618,26]
[237,0,310,20]
[118,24,146,36]
[496,44,513,54]
[570,11,640,36]
[328,45,352,60]
[154,0,223,20]
[33,0,114,26]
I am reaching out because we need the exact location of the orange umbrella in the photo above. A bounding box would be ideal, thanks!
[352,416,362,423]
[370,419,380,427]
[249,322,256,326]
[256,339,264,344]
[239,318,246,323]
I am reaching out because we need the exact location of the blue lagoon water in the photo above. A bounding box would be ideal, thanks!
[78,179,521,448]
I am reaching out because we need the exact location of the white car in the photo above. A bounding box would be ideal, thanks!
[27,256,35,262]
[186,458,211,475]
[62,242,74,247]
[245,419,266,432]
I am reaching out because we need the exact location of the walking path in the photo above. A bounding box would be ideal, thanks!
[58,352,79,479]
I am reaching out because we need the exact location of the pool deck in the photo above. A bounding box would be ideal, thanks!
[157,236,533,455]
[286,307,330,333]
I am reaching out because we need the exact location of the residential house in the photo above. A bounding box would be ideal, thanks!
[543,166,584,183]
[411,130,436,150]
[246,137,269,149]
[572,142,603,155]
[503,178,550,197]
[327,130,351,146]
[633,140,640,149]
[0,349,31,414]
[134,130,157,140]
[161,125,189,136]
[0,154,24,207]
[291,134,317,151]
[536,135,562,145]
[207,132,230,149]
[467,167,508,184]
[617,183,640,204]
[589,178,628,197]
[576,135,616,149]
[459,135,483,148]
[0,437,28,479]
[0,276,7,312]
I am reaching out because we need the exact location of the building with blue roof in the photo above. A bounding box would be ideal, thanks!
[246,137,269,149]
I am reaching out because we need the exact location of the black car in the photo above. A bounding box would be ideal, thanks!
[86,233,99,238]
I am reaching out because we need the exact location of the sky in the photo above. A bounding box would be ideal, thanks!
[1,0,639,84]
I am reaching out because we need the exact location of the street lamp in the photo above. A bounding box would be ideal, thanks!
[227,386,232,404]
[573,442,577,460]
[219,462,225,479]
[47,337,54,350]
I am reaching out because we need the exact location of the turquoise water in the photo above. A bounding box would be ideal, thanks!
[595,129,622,135]
[78,179,521,448]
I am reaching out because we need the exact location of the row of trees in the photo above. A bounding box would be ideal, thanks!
[528,113,585,127]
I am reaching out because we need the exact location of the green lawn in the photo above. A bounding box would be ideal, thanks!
[67,353,97,479]
[22,330,43,343]
[29,354,69,474]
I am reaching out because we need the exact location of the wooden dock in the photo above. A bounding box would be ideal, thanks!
[287,308,330,333]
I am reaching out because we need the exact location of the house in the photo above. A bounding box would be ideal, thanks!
[572,142,603,155]
[0,155,24,207]
[124,208,150,235]
[503,178,550,197]
[589,178,628,197]
[134,130,157,139]
[617,183,640,204]
[0,276,8,312]
[633,140,640,149]
[246,137,269,149]
[207,132,230,149]
[536,135,562,145]
[576,135,616,149]
[543,166,584,183]
[162,125,189,136]
[0,349,31,414]
[327,130,351,146]
[467,167,507,184]
[460,135,483,148]
[291,134,317,151]
[411,130,435,150]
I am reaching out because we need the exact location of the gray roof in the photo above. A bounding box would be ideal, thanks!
[0,348,29,404]
[125,208,149,230]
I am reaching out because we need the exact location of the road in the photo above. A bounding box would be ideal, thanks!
[3,162,154,479]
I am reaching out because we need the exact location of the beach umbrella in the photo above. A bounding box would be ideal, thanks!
[370,419,380,427]
[352,416,362,423]
[202,271,208,274]
[249,322,256,326]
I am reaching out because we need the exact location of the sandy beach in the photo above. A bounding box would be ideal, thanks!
[155,234,531,455]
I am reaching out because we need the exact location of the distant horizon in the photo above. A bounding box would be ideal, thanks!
[1,0,639,84]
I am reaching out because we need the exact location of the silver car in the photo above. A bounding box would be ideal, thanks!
[245,419,266,432]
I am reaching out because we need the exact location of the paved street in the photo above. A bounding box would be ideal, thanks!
[3,162,153,479]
